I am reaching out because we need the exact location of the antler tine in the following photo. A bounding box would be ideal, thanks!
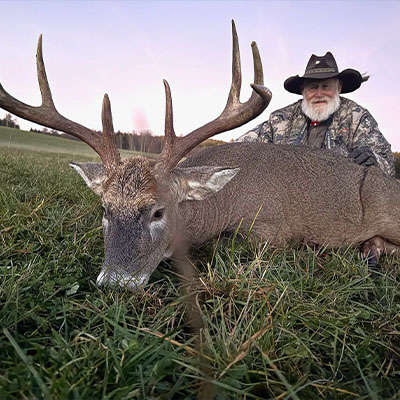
[157,79,176,170]
[226,20,241,106]
[155,20,272,175]
[101,94,121,172]
[0,35,120,174]
[36,34,56,110]
[249,41,273,104]
[153,80,177,175]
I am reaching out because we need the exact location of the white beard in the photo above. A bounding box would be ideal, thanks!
[301,94,341,122]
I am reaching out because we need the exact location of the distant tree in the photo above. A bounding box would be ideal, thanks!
[114,130,164,154]
[0,113,20,129]
[30,128,42,133]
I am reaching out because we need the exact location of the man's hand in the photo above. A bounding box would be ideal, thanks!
[348,147,377,167]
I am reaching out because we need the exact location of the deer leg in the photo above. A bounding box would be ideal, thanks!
[361,236,400,265]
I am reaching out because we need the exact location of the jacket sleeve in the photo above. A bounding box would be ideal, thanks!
[351,110,395,177]
[235,119,274,143]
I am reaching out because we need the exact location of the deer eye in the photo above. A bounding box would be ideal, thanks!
[151,208,165,222]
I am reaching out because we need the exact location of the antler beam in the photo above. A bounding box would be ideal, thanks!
[0,35,120,173]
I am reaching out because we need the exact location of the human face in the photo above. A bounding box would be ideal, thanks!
[302,78,342,111]
[301,78,342,122]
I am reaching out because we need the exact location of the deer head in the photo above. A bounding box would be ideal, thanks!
[0,21,272,289]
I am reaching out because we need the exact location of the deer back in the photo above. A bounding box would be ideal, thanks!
[178,142,398,247]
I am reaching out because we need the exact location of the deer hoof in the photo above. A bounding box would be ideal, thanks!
[361,236,385,267]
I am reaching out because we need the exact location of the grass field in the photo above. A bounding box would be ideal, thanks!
[1,130,400,399]
[0,126,156,160]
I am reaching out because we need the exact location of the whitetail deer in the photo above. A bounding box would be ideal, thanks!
[1,22,398,290]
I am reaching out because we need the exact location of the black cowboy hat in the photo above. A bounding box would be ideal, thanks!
[284,52,363,95]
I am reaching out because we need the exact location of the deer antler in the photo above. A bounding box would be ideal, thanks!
[155,20,272,175]
[0,35,121,174]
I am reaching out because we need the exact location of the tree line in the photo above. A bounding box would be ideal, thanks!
[28,126,227,155]
[29,127,165,153]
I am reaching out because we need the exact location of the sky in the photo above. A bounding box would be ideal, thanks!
[1,0,400,149]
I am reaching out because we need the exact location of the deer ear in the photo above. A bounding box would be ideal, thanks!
[69,162,106,196]
[173,166,240,201]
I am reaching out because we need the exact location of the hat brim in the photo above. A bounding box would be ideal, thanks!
[284,68,363,95]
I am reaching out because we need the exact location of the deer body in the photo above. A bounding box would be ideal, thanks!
[71,140,400,290]
[179,142,400,248]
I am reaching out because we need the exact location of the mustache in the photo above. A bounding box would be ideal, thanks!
[311,97,330,103]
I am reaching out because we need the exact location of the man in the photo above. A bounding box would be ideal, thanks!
[237,52,395,177]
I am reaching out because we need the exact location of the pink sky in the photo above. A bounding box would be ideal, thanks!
[1,0,400,150]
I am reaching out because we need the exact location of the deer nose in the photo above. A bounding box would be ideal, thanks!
[96,267,150,290]
[96,268,111,286]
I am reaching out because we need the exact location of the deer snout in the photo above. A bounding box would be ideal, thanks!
[96,267,150,291]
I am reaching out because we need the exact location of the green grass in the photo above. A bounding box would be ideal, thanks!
[0,143,400,399]
[0,126,157,160]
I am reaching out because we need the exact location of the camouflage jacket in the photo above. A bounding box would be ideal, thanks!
[237,97,395,177]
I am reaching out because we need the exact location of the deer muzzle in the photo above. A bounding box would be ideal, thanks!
[96,266,150,291]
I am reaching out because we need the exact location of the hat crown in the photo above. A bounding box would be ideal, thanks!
[284,51,363,95]
[304,52,339,77]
